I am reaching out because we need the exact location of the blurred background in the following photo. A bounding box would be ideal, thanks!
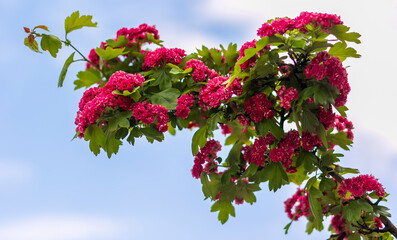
[1,0,396,239]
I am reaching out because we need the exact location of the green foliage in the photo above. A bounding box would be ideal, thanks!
[84,125,106,156]
[95,47,126,61]
[191,127,208,155]
[24,37,41,53]
[150,88,180,110]
[211,200,236,224]
[330,25,361,44]
[73,68,101,89]
[40,34,62,57]
[58,52,75,87]
[64,11,97,35]
[329,42,361,61]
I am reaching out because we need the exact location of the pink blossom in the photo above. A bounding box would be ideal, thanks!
[278,86,298,110]
[338,174,385,198]
[103,71,145,93]
[304,51,350,107]
[175,94,195,119]
[301,131,323,151]
[284,188,311,221]
[244,93,274,122]
[185,59,218,82]
[191,140,222,178]
[143,47,186,69]
[220,124,232,135]
[131,102,169,132]
[199,76,242,109]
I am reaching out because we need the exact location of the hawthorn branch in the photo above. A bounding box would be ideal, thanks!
[325,167,397,238]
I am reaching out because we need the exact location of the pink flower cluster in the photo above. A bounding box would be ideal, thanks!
[331,214,350,236]
[304,51,350,107]
[131,101,169,132]
[333,115,354,140]
[191,140,222,179]
[103,71,145,93]
[199,76,243,109]
[269,130,300,170]
[175,94,195,119]
[277,86,298,110]
[184,59,219,82]
[75,88,117,136]
[116,24,159,43]
[338,174,385,198]
[318,106,336,130]
[301,131,323,151]
[220,123,232,135]
[242,133,274,166]
[244,93,274,122]
[257,12,343,37]
[284,188,311,221]
[75,71,145,136]
[237,115,250,127]
[143,47,186,69]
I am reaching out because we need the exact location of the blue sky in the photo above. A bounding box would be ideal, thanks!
[1,0,397,239]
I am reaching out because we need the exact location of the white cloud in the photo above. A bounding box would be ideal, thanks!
[0,215,125,240]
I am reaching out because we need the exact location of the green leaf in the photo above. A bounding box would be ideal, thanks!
[141,125,164,143]
[335,105,348,118]
[296,151,317,172]
[24,37,41,53]
[107,111,132,132]
[105,132,122,158]
[95,46,126,61]
[191,127,208,155]
[200,172,212,199]
[210,200,235,224]
[58,52,75,87]
[348,232,361,240]
[40,34,62,57]
[106,35,128,48]
[330,24,361,44]
[343,200,364,222]
[146,33,163,46]
[329,42,361,61]
[305,176,317,190]
[73,68,101,89]
[262,162,289,191]
[150,88,180,110]
[308,187,323,220]
[373,205,392,218]
[301,109,320,132]
[64,11,97,35]
[267,118,285,139]
[225,140,243,166]
[84,125,106,156]
[127,127,143,146]
[313,84,335,105]
[242,163,258,178]
[151,68,174,90]
[235,180,260,204]
[207,112,223,134]
[329,132,353,151]
[307,40,329,53]
[284,220,294,234]
[210,48,222,65]
[319,177,336,191]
